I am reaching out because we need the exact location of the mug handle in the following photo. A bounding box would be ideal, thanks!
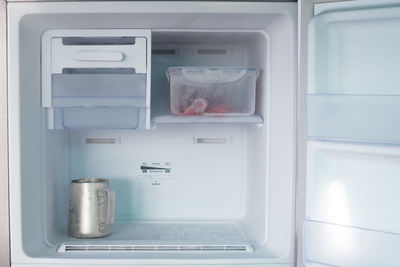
[104,189,115,225]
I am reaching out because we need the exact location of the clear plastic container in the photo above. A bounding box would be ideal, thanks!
[167,67,258,116]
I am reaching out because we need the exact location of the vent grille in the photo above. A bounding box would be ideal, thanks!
[62,244,249,252]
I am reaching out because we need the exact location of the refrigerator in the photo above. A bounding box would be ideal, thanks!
[2,0,399,266]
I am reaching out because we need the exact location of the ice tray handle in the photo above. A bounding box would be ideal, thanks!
[74,51,125,62]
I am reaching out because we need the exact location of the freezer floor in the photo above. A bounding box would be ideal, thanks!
[58,222,254,253]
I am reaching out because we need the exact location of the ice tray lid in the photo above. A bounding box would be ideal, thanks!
[167,67,258,84]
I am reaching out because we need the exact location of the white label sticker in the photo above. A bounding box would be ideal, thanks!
[137,162,174,184]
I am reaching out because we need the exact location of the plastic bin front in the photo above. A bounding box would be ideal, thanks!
[51,73,147,129]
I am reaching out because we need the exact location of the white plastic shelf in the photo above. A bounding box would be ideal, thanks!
[152,115,263,125]
[303,219,400,267]
[306,94,400,144]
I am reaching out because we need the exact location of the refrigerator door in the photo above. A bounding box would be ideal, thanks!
[303,1,400,266]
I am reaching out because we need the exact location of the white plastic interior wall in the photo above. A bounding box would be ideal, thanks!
[8,2,296,266]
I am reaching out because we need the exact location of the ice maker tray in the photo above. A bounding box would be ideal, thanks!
[167,67,258,116]
[42,29,151,130]
[58,222,253,253]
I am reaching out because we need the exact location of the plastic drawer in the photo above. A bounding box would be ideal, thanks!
[167,67,258,116]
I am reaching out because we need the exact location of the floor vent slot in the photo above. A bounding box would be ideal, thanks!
[61,244,251,252]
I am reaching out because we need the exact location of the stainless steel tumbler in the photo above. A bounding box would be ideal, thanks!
[68,178,115,238]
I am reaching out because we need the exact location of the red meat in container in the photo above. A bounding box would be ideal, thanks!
[183,98,208,115]
[206,103,228,114]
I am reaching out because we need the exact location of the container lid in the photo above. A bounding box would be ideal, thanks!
[167,67,258,84]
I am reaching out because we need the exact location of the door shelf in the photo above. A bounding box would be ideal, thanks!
[306,94,400,145]
[303,219,400,267]
[152,115,263,126]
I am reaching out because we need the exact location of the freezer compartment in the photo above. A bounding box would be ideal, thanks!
[8,1,296,265]
[303,219,400,267]
[167,67,258,116]
[28,125,284,261]
[306,94,400,144]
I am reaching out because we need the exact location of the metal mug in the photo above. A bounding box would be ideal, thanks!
[68,178,115,238]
